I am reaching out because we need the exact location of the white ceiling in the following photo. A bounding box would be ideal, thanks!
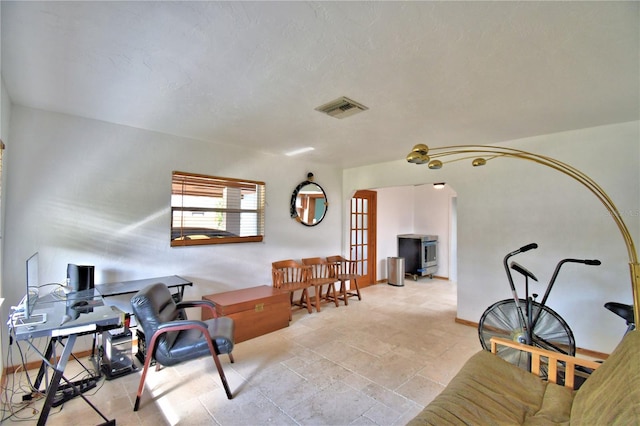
[2,1,638,169]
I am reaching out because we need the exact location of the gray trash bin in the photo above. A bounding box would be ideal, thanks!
[387,257,405,287]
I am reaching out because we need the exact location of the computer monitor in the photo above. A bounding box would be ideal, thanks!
[25,252,39,319]
[13,252,47,326]
[66,264,95,293]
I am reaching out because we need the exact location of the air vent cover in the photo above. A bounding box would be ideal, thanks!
[315,96,369,119]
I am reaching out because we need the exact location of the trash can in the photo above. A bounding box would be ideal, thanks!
[387,257,405,287]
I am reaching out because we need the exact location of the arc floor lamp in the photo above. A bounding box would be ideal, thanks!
[406,143,639,325]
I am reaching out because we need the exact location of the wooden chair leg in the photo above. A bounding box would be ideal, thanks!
[302,288,312,313]
[134,345,156,411]
[324,282,345,306]
[324,284,334,302]
[288,292,294,320]
[208,339,234,400]
[209,348,233,400]
[314,285,322,312]
[327,284,339,307]
[349,278,362,300]
[340,280,348,306]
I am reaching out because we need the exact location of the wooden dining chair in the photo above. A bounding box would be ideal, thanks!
[272,259,312,319]
[326,255,362,305]
[301,257,339,312]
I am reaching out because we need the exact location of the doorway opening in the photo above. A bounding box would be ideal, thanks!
[351,184,457,284]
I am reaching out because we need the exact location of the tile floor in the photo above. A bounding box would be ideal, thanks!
[1,279,480,426]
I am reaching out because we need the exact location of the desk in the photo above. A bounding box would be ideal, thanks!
[11,289,123,426]
[96,275,192,301]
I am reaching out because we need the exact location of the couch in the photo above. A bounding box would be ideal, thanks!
[408,330,640,425]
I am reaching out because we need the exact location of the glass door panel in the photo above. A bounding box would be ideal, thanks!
[350,190,376,287]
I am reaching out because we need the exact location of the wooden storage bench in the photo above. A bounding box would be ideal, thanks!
[202,285,290,343]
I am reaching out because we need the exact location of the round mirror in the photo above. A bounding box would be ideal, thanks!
[290,180,328,226]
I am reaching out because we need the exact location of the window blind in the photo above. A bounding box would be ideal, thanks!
[171,171,265,246]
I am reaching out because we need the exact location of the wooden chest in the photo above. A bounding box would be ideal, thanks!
[202,285,290,343]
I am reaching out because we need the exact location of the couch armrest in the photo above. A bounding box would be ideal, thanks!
[490,337,602,389]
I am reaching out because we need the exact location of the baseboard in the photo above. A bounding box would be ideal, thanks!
[455,317,609,360]
[378,275,449,285]
[454,317,477,328]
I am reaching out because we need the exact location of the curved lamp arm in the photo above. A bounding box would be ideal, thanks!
[407,143,640,324]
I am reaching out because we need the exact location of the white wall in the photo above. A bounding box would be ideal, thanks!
[375,185,414,279]
[344,121,640,354]
[0,78,10,298]
[0,72,11,378]
[413,184,455,280]
[2,106,343,359]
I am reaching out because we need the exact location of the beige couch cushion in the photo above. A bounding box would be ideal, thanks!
[570,330,640,425]
[408,350,574,425]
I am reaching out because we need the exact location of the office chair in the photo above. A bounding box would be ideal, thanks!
[131,283,235,411]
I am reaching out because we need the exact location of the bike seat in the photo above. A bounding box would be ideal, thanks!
[510,261,538,281]
[604,302,635,325]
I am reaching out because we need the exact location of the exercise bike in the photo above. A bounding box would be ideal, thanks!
[478,243,601,379]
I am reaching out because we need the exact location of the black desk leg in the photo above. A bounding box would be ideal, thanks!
[37,334,75,425]
[37,367,63,426]
[36,334,115,426]
[33,338,56,391]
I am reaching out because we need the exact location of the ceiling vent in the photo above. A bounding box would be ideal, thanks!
[315,96,369,119]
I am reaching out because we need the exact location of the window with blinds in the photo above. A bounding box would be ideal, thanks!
[171,171,265,246]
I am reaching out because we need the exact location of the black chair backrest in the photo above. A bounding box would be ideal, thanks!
[131,283,182,360]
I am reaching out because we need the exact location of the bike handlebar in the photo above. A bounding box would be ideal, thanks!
[505,243,538,260]
[559,258,601,266]
[503,244,601,299]
[520,243,538,253]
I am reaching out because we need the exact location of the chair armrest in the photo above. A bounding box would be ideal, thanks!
[490,337,602,388]
[177,300,218,318]
[156,319,209,334]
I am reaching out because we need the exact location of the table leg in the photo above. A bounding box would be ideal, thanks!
[33,338,56,391]
[37,334,76,426]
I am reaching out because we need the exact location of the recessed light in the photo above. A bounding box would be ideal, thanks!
[433,182,445,189]
[285,147,315,156]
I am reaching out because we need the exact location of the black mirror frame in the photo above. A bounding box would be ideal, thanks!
[290,180,328,227]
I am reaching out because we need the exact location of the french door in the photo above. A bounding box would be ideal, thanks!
[350,190,376,287]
